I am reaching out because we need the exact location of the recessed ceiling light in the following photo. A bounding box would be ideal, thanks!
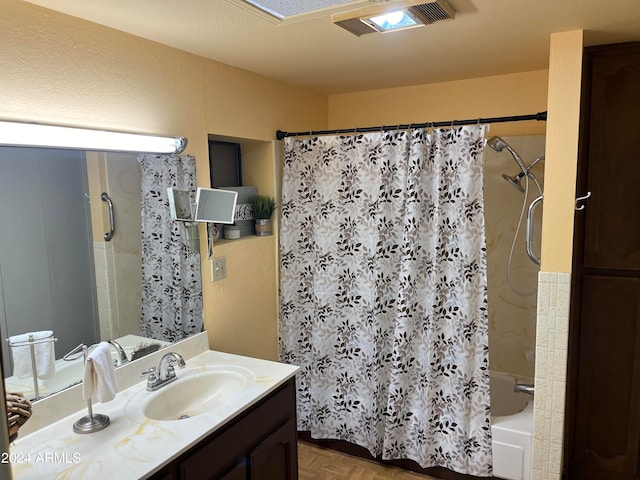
[364,10,422,32]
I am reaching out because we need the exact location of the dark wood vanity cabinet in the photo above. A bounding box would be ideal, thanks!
[148,378,298,480]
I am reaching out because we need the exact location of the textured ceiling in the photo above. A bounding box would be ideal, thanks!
[23,0,640,94]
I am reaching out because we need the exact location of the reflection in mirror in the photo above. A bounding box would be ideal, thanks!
[0,147,202,401]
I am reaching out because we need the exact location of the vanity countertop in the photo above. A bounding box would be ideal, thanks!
[9,349,299,479]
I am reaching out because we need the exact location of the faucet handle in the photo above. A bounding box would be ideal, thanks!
[141,366,158,380]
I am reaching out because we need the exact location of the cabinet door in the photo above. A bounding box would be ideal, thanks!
[249,419,298,480]
[220,459,249,480]
[572,276,640,480]
[583,46,640,270]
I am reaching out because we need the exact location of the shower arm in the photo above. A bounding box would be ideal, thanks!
[527,156,545,171]
[527,172,543,197]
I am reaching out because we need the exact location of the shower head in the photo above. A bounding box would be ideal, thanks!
[486,136,509,153]
[486,136,527,175]
[501,156,545,194]
[501,172,525,193]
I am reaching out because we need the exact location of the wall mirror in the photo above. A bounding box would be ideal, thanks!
[0,146,203,401]
[194,187,238,224]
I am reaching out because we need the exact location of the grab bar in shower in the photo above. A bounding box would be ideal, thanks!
[526,194,543,266]
[101,192,115,241]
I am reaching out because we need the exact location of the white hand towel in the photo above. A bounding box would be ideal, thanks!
[9,331,55,380]
[82,342,119,403]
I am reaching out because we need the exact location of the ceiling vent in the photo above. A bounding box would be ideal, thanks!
[333,0,455,36]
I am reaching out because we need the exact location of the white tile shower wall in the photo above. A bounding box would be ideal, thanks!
[531,271,571,480]
[93,241,119,341]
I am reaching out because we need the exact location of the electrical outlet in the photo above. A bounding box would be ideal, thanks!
[211,257,227,282]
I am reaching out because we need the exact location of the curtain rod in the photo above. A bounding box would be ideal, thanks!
[275,111,547,140]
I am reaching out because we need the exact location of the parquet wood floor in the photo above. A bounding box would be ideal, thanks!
[298,441,437,480]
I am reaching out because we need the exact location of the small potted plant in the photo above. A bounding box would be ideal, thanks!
[248,195,277,236]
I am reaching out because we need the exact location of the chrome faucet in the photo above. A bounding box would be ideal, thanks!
[141,352,186,391]
[108,340,129,366]
[84,340,129,367]
[514,381,535,396]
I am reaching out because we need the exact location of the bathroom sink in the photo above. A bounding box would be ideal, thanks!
[126,365,255,422]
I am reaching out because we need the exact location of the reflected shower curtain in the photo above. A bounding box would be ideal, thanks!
[279,126,492,476]
[138,154,203,342]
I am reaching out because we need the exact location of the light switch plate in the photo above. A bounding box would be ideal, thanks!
[211,257,227,281]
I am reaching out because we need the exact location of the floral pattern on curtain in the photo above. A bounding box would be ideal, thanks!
[279,126,492,476]
[138,154,203,342]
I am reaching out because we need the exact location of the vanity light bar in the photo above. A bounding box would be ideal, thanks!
[0,121,188,154]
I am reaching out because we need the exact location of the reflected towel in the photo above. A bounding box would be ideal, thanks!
[9,331,55,380]
[82,342,118,403]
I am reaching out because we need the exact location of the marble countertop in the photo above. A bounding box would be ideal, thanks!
[9,348,299,479]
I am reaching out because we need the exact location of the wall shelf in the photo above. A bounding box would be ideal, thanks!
[213,234,273,247]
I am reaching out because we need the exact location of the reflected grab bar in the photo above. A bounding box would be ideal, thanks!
[526,195,543,266]
[101,192,115,241]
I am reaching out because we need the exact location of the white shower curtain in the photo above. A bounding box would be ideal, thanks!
[279,126,492,476]
[138,154,203,342]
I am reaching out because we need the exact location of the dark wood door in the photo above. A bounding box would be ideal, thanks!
[567,42,640,480]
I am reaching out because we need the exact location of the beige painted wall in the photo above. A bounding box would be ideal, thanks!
[540,32,584,274]
[328,70,549,137]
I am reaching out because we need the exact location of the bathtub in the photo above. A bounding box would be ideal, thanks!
[490,371,534,480]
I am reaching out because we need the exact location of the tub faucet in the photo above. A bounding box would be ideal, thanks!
[141,352,185,391]
[514,381,535,396]
[85,340,129,367]
[108,340,129,366]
